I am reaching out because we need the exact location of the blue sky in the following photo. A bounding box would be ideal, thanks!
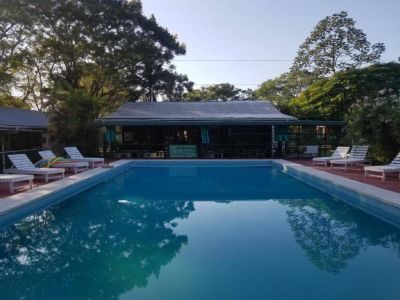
[142,0,400,89]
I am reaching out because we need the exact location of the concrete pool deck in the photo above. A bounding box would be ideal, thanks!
[0,159,399,227]
[286,158,400,193]
[0,160,131,225]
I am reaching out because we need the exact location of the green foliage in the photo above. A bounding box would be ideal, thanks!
[183,83,251,101]
[254,71,315,113]
[346,95,400,163]
[287,63,400,162]
[256,11,386,117]
[289,63,400,120]
[49,88,102,155]
[0,0,31,103]
[0,93,29,109]
[21,0,191,104]
[292,11,385,77]
[0,0,193,153]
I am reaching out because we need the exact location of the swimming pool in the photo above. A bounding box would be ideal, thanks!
[1,162,400,299]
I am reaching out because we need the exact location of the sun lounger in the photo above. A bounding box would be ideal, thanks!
[330,145,370,171]
[312,146,350,167]
[38,150,89,174]
[364,153,400,181]
[64,147,104,168]
[6,154,65,182]
[0,174,34,193]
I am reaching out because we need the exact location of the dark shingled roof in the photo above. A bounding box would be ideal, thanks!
[0,107,48,131]
[96,101,298,126]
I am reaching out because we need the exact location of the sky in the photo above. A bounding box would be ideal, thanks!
[141,0,400,89]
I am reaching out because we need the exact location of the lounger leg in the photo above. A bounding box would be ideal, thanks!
[382,173,386,181]
[9,182,14,194]
[45,173,48,183]
[29,179,33,189]
[364,170,368,178]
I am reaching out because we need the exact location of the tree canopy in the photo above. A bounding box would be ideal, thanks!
[346,94,400,163]
[183,83,252,101]
[287,62,400,162]
[254,71,314,113]
[0,0,193,153]
[289,63,400,120]
[255,11,386,116]
[291,11,385,77]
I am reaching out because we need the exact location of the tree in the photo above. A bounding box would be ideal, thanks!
[254,71,314,113]
[292,11,385,77]
[288,63,400,162]
[0,0,193,153]
[183,83,250,101]
[0,0,33,108]
[0,93,28,108]
[346,95,400,163]
[289,63,400,120]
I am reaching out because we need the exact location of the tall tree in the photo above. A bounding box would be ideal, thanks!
[0,0,32,107]
[0,0,193,153]
[291,11,385,77]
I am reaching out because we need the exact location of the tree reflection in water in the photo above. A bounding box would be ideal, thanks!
[283,197,400,274]
[0,187,194,300]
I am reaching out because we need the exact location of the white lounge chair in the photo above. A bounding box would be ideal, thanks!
[0,174,33,193]
[38,150,89,174]
[64,147,104,168]
[312,146,350,167]
[364,153,400,181]
[6,154,65,182]
[330,145,370,171]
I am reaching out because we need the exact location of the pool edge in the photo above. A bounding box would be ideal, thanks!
[274,159,400,227]
[0,160,132,226]
[1,159,399,228]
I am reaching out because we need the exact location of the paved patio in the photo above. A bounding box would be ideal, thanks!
[287,158,400,193]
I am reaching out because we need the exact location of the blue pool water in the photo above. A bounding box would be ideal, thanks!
[1,164,400,299]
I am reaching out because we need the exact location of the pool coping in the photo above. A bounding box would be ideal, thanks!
[0,160,132,225]
[0,159,399,227]
[274,159,400,208]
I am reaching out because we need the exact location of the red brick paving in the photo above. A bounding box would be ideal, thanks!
[286,158,400,193]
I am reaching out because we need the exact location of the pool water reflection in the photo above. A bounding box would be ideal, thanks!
[1,165,400,299]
